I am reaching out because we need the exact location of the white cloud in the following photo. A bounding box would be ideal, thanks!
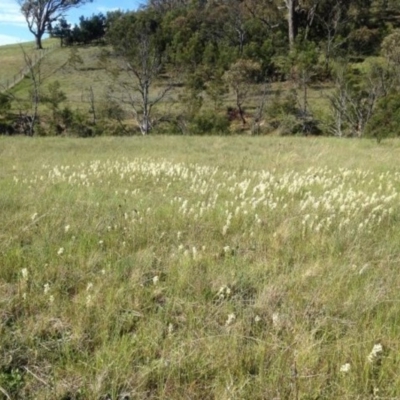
[0,33,26,46]
[0,0,26,25]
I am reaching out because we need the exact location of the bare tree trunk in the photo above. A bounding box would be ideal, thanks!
[35,34,43,50]
[21,46,41,135]
[85,86,97,125]
[236,93,246,125]
[251,83,268,135]
[285,0,297,49]
[140,81,151,135]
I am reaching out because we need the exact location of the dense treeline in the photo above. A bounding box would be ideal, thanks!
[49,14,107,46]
[3,0,400,138]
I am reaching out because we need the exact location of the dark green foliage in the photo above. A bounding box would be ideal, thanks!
[14,0,400,137]
[106,9,165,59]
[49,18,72,47]
[50,13,106,46]
[0,93,11,113]
[0,93,14,135]
[20,0,93,49]
[0,368,24,396]
[366,94,400,142]
[75,13,106,44]
[57,107,97,137]
[43,81,67,119]
[190,111,230,135]
[348,27,382,56]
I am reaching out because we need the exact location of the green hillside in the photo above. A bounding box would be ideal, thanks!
[2,1,400,138]
[1,41,335,137]
[0,39,59,90]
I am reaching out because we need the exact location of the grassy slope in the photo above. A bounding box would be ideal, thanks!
[1,136,400,399]
[1,42,332,129]
[0,39,59,89]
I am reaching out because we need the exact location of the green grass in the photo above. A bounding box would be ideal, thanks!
[1,42,334,134]
[2,136,400,398]
[0,39,59,89]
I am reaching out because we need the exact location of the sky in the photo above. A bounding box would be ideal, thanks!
[0,0,144,46]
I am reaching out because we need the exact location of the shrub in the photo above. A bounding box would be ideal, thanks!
[190,111,231,135]
[59,107,97,137]
[0,93,11,114]
[365,94,400,143]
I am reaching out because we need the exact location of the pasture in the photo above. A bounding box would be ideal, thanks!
[1,136,400,399]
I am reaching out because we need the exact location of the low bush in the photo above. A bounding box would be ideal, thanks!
[190,111,231,135]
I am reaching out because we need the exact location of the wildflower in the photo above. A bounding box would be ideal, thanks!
[217,285,231,300]
[254,315,262,323]
[99,240,104,245]
[168,323,174,335]
[340,363,351,373]
[368,343,383,363]
[225,313,236,326]
[86,282,93,291]
[64,225,70,233]
[272,312,281,328]
[49,295,55,304]
[223,246,231,254]
[44,283,50,294]
[57,247,64,256]
[358,264,369,275]
[21,268,29,281]
[153,276,159,285]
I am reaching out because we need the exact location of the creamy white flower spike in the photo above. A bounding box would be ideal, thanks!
[340,363,351,373]
[21,268,29,281]
[225,313,236,326]
[18,160,399,245]
[217,285,231,300]
[368,343,383,363]
[44,283,50,294]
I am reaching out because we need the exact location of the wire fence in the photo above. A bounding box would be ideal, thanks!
[0,42,60,93]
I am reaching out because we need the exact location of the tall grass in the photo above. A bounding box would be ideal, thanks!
[1,136,400,399]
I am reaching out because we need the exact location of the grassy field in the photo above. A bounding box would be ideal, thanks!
[1,136,400,399]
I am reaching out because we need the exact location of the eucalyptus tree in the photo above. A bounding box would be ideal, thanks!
[19,0,92,49]
[106,10,172,135]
